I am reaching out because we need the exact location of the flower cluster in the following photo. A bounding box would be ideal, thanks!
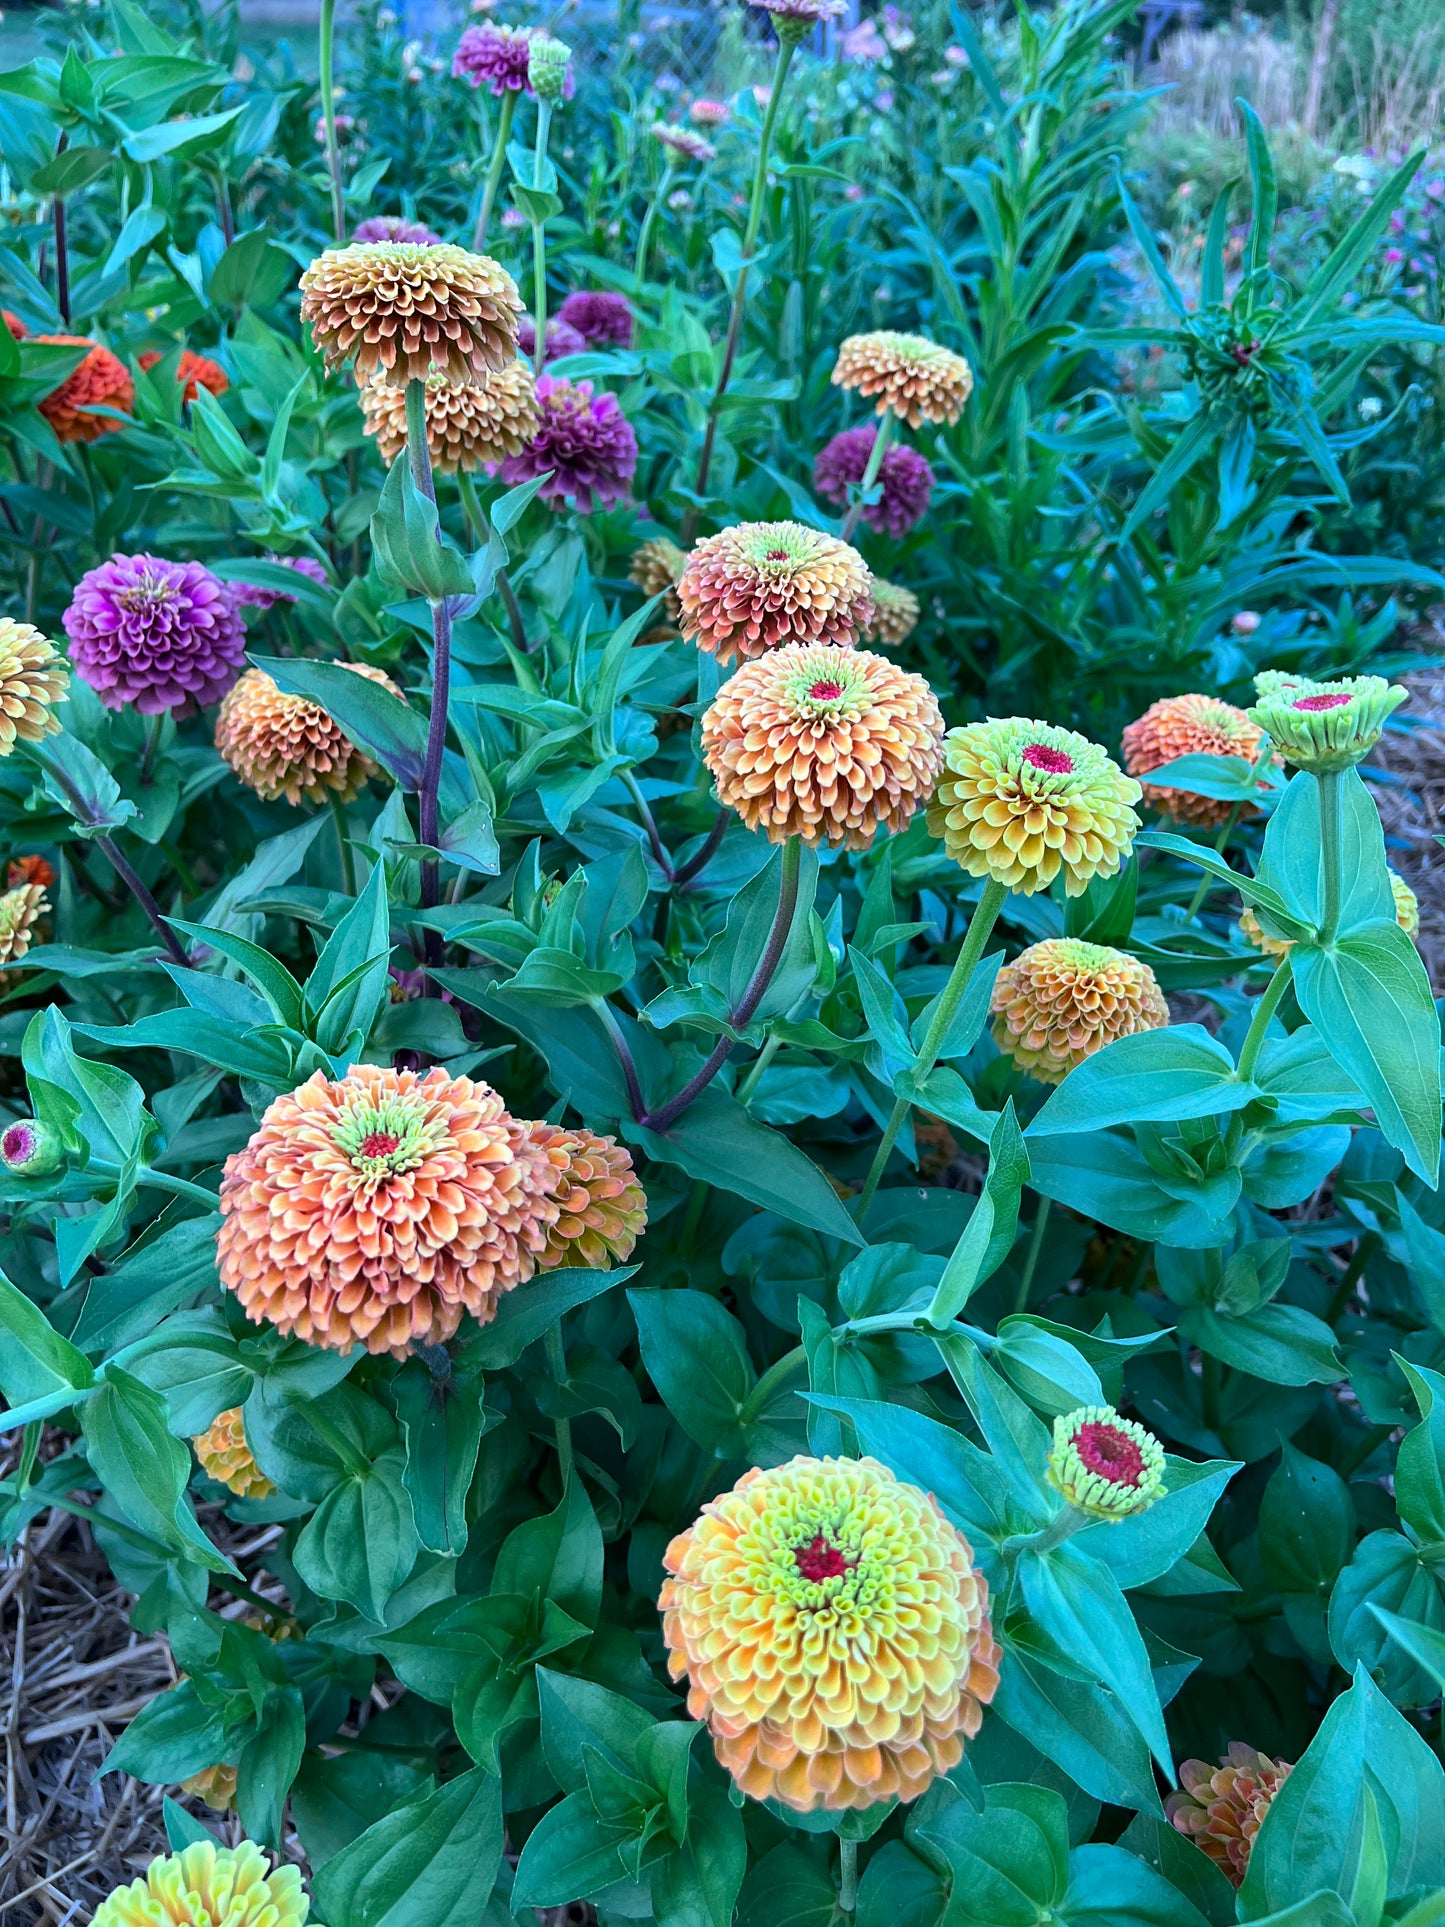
[1167,1746,1293,1887]
[0,618,68,753]
[833,329,972,426]
[91,1842,308,1927]
[299,242,523,386]
[358,361,538,471]
[678,522,874,662]
[1122,693,1264,826]
[452,21,534,92]
[215,663,399,805]
[63,553,247,713]
[813,424,933,537]
[660,1455,998,1811]
[498,376,637,511]
[36,335,133,442]
[1047,1405,1166,1519]
[991,938,1169,1083]
[192,1406,274,1499]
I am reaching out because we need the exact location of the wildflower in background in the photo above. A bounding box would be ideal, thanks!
[34,337,133,443]
[231,555,331,612]
[833,329,972,427]
[991,938,1169,1083]
[497,376,637,512]
[862,578,920,646]
[191,1406,274,1499]
[629,535,688,623]
[180,1764,238,1813]
[660,1454,999,1812]
[501,207,527,230]
[0,1117,67,1177]
[527,1124,648,1268]
[359,360,538,470]
[215,664,399,806]
[1168,1747,1293,1887]
[299,241,522,387]
[689,97,730,126]
[1048,1405,1166,1518]
[517,314,587,363]
[652,122,717,164]
[813,424,933,537]
[3,311,26,338]
[64,554,246,714]
[1121,693,1264,826]
[217,1064,561,1356]
[678,522,874,662]
[0,619,68,753]
[701,642,943,848]
[352,214,442,244]
[452,20,534,91]
[6,857,54,891]
[882,6,914,50]
[1241,866,1419,957]
[526,32,573,100]
[90,1842,308,1927]
[558,289,634,348]
[1231,610,1261,635]
[137,348,229,402]
[929,718,1142,896]
[841,17,886,57]
[749,0,846,45]
[1249,669,1407,772]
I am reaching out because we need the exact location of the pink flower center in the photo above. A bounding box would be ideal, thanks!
[766,548,792,562]
[359,1131,401,1159]
[1293,693,1352,711]
[1073,1420,1145,1488]
[794,1534,853,1582]
[1022,742,1073,773]
[2,1123,34,1164]
[809,679,843,700]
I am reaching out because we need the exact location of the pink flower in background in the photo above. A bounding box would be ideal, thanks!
[558,290,635,348]
[499,377,638,512]
[813,425,933,537]
[352,215,441,245]
[233,555,331,612]
[64,553,247,713]
[452,21,534,93]
[518,315,588,363]
[842,18,886,58]
[690,98,731,127]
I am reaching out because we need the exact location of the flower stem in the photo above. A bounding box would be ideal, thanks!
[672,805,729,889]
[531,99,555,378]
[1317,768,1344,944]
[736,1031,781,1108]
[855,878,1008,1223]
[328,790,356,897]
[1000,1505,1091,1559]
[840,407,894,542]
[622,767,671,876]
[639,836,802,1132]
[838,1839,858,1917]
[136,1167,220,1210]
[633,158,675,287]
[1236,951,1292,1084]
[1013,1194,1051,1314]
[97,836,189,969]
[1184,801,1244,920]
[473,86,517,253]
[405,378,449,964]
[1328,1230,1378,1324]
[318,0,346,244]
[544,1320,574,1484]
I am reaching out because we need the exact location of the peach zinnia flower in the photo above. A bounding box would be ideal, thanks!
[215,664,400,806]
[35,336,134,443]
[299,241,523,386]
[357,360,538,470]
[629,535,688,625]
[217,1064,559,1356]
[991,937,1168,1082]
[1121,693,1264,826]
[192,1406,273,1499]
[661,1454,999,1813]
[832,329,973,427]
[0,618,68,754]
[528,1124,647,1269]
[1167,1745,1293,1887]
[91,1843,308,1927]
[862,579,920,648]
[1240,866,1418,958]
[678,522,874,663]
[138,347,230,401]
[0,882,48,977]
[702,642,943,849]
[179,1763,238,1812]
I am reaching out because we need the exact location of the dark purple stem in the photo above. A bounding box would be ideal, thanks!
[53,135,69,326]
[671,806,729,890]
[97,836,188,968]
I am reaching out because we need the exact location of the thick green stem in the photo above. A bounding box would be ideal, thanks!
[1000,1504,1092,1558]
[838,1839,858,1917]
[328,791,356,897]
[840,407,894,542]
[135,1167,220,1209]
[633,159,675,287]
[855,878,1008,1222]
[545,1320,573,1484]
[318,0,346,243]
[1236,951,1292,1084]
[531,100,554,378]
[473,86,516,252]
[1013,1195,1051,1314]
[1317,768,1344,944]
[1328,1231,1379,1324]
[736,1031,781,1108]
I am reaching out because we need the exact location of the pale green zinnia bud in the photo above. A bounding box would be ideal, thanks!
[1247,671,1407,773]
[1047,1404,1166,1521]
[527,33,572,102]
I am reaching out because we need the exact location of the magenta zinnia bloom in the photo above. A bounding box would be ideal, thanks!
[518,315,588,364]
[499,376,637,513]
[558,290,634,348]
[64,553,248,714]
[352,215,442,245]
[233,555,331,612]
[813,425,933,538]
[452,22,534,93]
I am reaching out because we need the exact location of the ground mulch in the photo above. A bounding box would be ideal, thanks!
[1370,659,1445,993]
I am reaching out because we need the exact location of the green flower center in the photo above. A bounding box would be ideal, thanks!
[332,1091,445,1176]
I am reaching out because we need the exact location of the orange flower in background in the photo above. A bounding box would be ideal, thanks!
[678,522,874,664]
[1121,693,1264,826]
[6,857,55,891]
[35,337,134,443]
[527,1124,648,1269]
[3,312,27,339]
[661,1454,999,1813]
[138,347,230,401]
[191,1406,273,1499]
[215,664,400,806]
[217,1064,559,1357]
[629,535,688,626]
[991,938,1168,1083]
[1167,1745,1293,1887]
[832,329,973,427]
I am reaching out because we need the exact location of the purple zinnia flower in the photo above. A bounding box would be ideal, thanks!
[518,315,588,363]
[813,425,933,538]
[63,553,247,714]
[558,290,634,349]
[352,215,442,245]
[233,554,332,612]
[452,21,534,94]
[498,376,637,513]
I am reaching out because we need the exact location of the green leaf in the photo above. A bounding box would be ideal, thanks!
[511,1791,632,1909]
[0,1269,95,1404]
[235,1684,306,1849]
[252,655,428,793]
[929,1102,1029,1319]
[292,1750,436,1870]
[456,1265,634,1371]
[1329,1530,1445,1709]
[103,1679,241,1784]
[81,1370,237,1575]
[1175,1301,1342,1386]
[35,735,139,839]
[1258,1444,1354,1596]
[492,1472,602,1630]
[910,1781,1069,1921]
[395,1362,489,1558]
[291,1446,420,1620]
[311,1765,504,1927]
[302,858,394,1057]
[1027,1026,1254,1136]
[1060,1843,1213,1926]
[370,450,475,601]
[630,1288,752,1458]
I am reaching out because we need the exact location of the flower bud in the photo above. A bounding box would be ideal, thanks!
[1,1117,68,1178]
[1247,671,1407,772]
[526,33,572,100]
[1047,1404,1166,1520]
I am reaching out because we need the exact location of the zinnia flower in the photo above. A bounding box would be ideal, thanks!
[217,1064,559,1356]
[0,883,46,972]
[660,1454,999,1812]
[0,1117,67,1176]
[1048,1404,1166,1518]
[137,348,229,402]
[299,242,523,387]
[527,32,573,100]
[180,1764,238,1813]
[689,98,731,127]
[832,330,973,428]
[352,214,442,244]
[358,360,538,471]
[1167,1746,1293,1887]
[452,21,534,91]
[1240,866,1419,958]
[6,856,54,890]
[192,1405,274,1499]
[813,424,933,538]
[1248,670,1408,772]
[1122,693,1265,826]
[63,553,247,714]
[0,618,68,752]
[527,1124,648,1269]
[558,289,634,348]
[231,555,331,612]
[928,718,1141,897]
[517,314,587,363]
[701,642,943,849]
[678,522,874,663]
[90,1842,308,1927]
[991,938,1168,1083]
[629,535,688,624]
[652,123,716,163]
[863,579,920,647]
[497,376,637,512]
[215,664,397,806]
[35,336,133,443]
[750,0,846,42]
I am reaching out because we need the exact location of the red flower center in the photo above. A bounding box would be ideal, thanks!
[1292,693,1352,711]
[1022,742,1074,773]
[809,679,843,701]
[766,548,792,562]
[2,1124,33,1163]
[1073,1420,1145,1488]
[794,1534,853,1582]
[359,1131,401,1159]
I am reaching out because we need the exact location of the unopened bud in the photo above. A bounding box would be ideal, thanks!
[1,1117,67,1177]
[1047,1404,1166,1521]
[1248,670,1407,773]
[527,33,572,101]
